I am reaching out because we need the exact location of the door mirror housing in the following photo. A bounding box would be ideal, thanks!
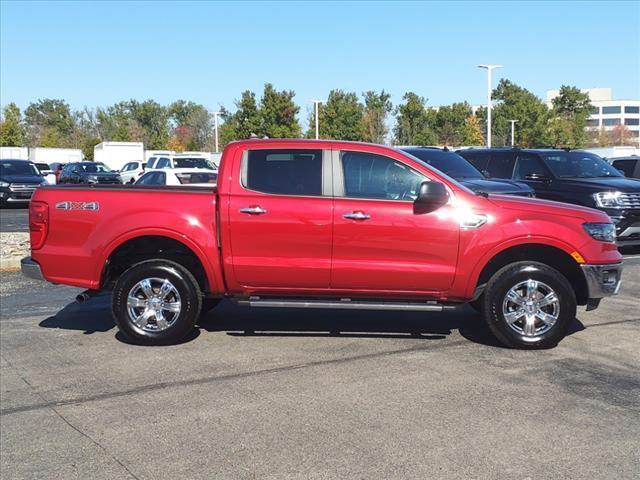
[524,173,550,182]
[414,181,448,214]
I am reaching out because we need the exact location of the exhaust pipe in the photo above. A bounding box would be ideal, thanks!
[76,290,99,304]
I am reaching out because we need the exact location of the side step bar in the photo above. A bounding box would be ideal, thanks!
[234,297,457,312]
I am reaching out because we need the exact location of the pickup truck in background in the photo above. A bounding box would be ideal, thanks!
[22,140,623,349]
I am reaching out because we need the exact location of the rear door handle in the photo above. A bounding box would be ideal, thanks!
[239,206,267,215]
[343,211,370,221]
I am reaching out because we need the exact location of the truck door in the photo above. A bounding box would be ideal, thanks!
[226,148,333,289]
[331,149,459,293]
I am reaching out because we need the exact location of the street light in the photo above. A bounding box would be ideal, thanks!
[477,64,503,148]
[311,100,322,139]
[508,119,517,147]
[211,111,221,153]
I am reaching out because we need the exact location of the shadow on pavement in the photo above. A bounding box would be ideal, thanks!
[38,295,586,349]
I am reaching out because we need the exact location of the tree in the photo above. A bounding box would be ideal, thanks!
[24,98,74,147]
[168,100,212,150]
[313,89,363,141]
[393,92,437,145]
[430,102,474,146]
[611,124,633,146]
[361,90,392,144]
[458,114,485,146]
[547,85,592,147]
[0,103,24,146]
[259,83,301,138]
[488,80,549,147]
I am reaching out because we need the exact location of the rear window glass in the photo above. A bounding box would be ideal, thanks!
[173,157,213,169]
[176,172,217,184]
[244,149,323,196]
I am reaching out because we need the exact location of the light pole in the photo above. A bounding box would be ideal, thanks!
[211,111,221,153]
[508,119,517,146]
[311,100,322,139]
[477,64,503,148]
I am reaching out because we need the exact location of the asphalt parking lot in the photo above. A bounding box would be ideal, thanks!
[0,207,29,233]
[1,260,639,479]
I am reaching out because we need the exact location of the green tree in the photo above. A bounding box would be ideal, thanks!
[168,100,212,150]
[547,85,592,147]
[128,100,170,149]
[361,90,392,144]
[260,83,301,138]
[458,114,485,146]
[24,98,74,147]
[314,89,363,141]
[393,92,437,145]
[431,102,473,146]
[0,103,24,146]
[488,80,549,147]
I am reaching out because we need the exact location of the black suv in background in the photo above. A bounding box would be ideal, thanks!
[59,162,122,185]
[401,147,534,197]
[458,148,640,246]
[0,159,46,207]
[610,157,640,179]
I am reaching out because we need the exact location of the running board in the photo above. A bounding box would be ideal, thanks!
[234,297,456,312]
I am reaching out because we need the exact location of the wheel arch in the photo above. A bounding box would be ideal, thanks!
[470,242,588,306]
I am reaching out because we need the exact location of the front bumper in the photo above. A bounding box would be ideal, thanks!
[580,262,623,299]
[0,185,38,203]
[21,256,44,281]
[605,208,640,246]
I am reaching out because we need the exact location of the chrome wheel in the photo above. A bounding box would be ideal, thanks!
[126,277,181,332]
[502,279,560,339]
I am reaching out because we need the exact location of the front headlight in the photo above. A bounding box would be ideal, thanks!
[583,222,616,242]
[0,181,9,187]
[593,191,624,208]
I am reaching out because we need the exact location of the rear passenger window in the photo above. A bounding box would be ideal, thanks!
[341,151,426,201]
[487,152,516,179]
[612,160,635,177]
[460,151,489,173]
[244,149,323,196]
[513,154,549,180]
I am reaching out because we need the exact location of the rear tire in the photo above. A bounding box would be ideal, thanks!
[112,259,202,345]
[482,261,576,349]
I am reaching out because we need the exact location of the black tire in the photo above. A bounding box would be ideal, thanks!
[112,259,202,345]
[482,261,576,349]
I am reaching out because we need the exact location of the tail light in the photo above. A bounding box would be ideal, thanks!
[29,201,49,250]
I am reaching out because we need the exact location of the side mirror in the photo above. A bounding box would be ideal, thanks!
[524,173,550,182]
[414,181,448,214]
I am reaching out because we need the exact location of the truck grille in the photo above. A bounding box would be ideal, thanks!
[9,183,38,193]
[619,193,640,208]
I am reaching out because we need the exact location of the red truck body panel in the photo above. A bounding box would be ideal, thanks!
[30,139,621,302]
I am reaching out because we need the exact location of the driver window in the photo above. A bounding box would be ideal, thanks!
[341,151,427,201]
[513,154,549,180]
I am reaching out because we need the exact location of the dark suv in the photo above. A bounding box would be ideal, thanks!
[458,148,640,246]
[401,147,534,197]
[610,156,640,179]
[59,162,122,185]
[0,159,46,207]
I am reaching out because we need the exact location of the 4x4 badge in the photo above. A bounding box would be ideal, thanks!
[55,201,100,211]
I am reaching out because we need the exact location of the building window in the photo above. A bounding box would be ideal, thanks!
[624,106,640,114]
[603,118,621,126]
[602,106,621,114]
[587,119,600,127]
[625,118,640,126]
[589,106,599,115]
[629,131,639,137]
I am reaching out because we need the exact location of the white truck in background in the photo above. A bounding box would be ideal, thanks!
[584,146,640,159]
[94,142,144,171]
[0,146,29,159]
[29,147,83,164]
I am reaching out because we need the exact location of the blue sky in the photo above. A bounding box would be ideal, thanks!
[1,0,639,123]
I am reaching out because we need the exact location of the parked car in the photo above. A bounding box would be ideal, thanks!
[609,156,640,179]
[0,159,47,206]
[22,140,622,349]
[401,147,535,197]
[146,154,216,171]
[458,148,640,246]
[118,161,146,184]
[33,162,57,185]
[58,162,122,185]
[135,169,218,186]
[49,163,65,183]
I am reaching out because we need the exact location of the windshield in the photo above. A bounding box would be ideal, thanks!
[0,161,40,176]
[173,157,213,169]
[402,149,483,179]
[542,152,622,178]
[78,163,112,173]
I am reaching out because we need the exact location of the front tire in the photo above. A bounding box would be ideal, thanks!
[482,261,576,349]
[112,259,202,345]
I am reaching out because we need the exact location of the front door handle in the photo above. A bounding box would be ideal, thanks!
[239,206,267,215]
[343,211,370,221]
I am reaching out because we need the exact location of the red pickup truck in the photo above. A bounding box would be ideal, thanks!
[22,139,623,349]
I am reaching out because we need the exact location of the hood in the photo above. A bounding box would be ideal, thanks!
[488,194,610,223]
[554,176,640,192]
[0,174,44,184]
[460,178,532,194]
